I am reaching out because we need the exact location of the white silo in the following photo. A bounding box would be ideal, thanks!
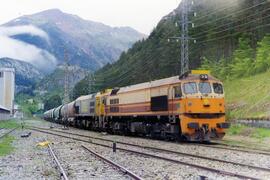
[0,68,15,113]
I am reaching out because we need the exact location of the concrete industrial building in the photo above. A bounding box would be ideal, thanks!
[0,68,15,118]
[0,105,10,120]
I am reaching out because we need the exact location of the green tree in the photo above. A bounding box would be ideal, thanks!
[200,57,229,80]
[254,35,270,73]
[230,37,254,78]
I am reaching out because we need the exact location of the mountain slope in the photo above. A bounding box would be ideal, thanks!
[76,0,270,91]
[2,9,146,72]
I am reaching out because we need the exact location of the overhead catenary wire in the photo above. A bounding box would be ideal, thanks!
[195,22,270,45]
[192,0,268,29]
[193,13,270,40]
[192,7,270,39]
[192,0,243,22]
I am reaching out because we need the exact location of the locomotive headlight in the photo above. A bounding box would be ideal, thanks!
[200,74,208,80]
[203,99,210,107]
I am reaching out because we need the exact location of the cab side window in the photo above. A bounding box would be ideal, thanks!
[174,86,182,98]
[213,83,223,94]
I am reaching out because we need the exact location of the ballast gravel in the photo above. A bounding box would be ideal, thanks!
[50,124,270,170]
[50,140,131,180]
[45,135,235,180]
[43,129,270,180]
[19,119,270,179]
[0,129,59,180]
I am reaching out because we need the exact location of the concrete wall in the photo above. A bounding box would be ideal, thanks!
[234,120,270,128]
[0,68,15,112]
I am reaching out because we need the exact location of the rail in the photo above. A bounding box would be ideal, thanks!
[48,143,69,180]
[82,145,143,180]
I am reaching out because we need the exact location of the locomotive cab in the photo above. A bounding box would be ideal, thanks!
[179,70,230,141]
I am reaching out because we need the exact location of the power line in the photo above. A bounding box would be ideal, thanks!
[196,22,270,45]
[192,0,242,22]
[192,7,270,39]
[193,0,268,29]
[194,11,270,40]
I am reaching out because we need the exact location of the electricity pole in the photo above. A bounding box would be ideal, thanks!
[63,48,70,129]
[168,0,193,78]
[180,0,190,77]
[64,48,69,104]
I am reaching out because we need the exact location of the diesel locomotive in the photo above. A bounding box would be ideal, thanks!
[44,70,230,142]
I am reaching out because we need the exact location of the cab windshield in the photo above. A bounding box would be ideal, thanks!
[183,82,224,95]
[199,82,211,94]
[183,82,197,94]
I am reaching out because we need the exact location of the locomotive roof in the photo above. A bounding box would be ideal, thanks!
[75,94,95,101]
[117,74,219,94]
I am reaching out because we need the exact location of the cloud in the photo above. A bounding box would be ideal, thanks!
[0,25,49,43]
[0,25,57,72]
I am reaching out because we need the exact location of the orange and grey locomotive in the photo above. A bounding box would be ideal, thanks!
[44,71,229,142]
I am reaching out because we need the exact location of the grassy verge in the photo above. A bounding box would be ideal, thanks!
[0,120,19,129]
[224,70,270,119]
[222,124,270,150]
[0,135,15,156]
[227,124,270,139]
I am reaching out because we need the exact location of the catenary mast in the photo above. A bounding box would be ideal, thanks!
[180,0,190,76]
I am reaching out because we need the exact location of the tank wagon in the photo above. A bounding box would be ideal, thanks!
[60,101,76,123]
[44,109,55,121]
[44,71,230,142]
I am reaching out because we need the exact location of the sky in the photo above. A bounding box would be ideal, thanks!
[0,0,181,35]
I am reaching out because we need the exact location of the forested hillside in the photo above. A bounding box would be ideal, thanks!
[74,0,270,99]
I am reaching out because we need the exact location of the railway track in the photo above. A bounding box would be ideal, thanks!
[0,128,17,139]
[30,126,270,172]
[48,143,69,180]
[30,127,266,179]
[196,143,270,156]
[30,126,270,161]
[45,131,142,179]
[81,145,143,180]
[31,125,270,156]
